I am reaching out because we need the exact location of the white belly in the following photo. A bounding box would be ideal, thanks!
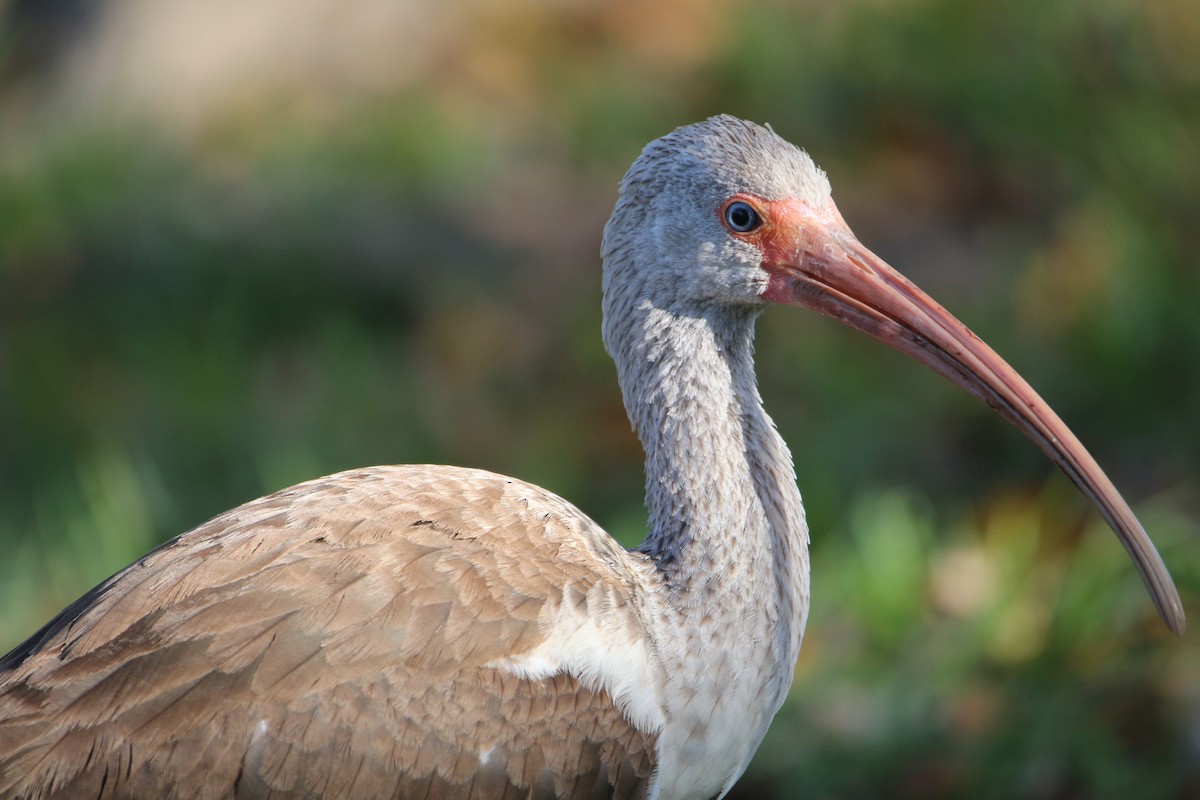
[648,636,791,800]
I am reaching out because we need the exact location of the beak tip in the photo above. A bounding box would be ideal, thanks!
[1166,604,1187,637]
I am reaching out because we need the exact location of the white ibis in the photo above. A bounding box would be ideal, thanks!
[0,116,1184,799]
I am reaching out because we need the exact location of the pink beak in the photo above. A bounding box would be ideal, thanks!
[759,196,1184,635]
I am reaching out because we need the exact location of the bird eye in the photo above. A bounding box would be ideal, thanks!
[722,200,762,233]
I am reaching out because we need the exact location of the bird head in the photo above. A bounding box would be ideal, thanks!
[603,115,833,310]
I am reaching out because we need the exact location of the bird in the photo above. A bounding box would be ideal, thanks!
[0,115,1184,800]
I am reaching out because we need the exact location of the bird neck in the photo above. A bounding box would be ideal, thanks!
[607,296,810,652]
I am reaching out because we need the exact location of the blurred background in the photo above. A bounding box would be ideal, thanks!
[1,0,1197,796]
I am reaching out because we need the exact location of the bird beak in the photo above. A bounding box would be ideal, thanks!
[760,196,1185,635]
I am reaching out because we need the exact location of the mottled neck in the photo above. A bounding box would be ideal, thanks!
[606,297,810,622]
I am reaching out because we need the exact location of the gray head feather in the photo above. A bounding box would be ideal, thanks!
[601,116,830,358]
[614,115,829,211]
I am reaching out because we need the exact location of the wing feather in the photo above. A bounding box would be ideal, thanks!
[0,466,657,799]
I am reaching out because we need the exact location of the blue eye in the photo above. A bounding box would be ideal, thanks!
[723,201,761,233]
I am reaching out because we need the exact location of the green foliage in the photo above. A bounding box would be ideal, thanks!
[1,0,1197,796]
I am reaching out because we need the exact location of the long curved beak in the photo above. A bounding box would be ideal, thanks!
[761,197,1185,635]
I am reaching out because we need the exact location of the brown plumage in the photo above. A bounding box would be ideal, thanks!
[0,115,1182,800]
[2,467,655,798]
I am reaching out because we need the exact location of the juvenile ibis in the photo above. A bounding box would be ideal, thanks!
[0,115,1184,799]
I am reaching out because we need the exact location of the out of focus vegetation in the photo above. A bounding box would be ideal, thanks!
[1,0,1197,797]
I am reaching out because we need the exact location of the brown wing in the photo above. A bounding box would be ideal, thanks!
[0,466,657,799]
